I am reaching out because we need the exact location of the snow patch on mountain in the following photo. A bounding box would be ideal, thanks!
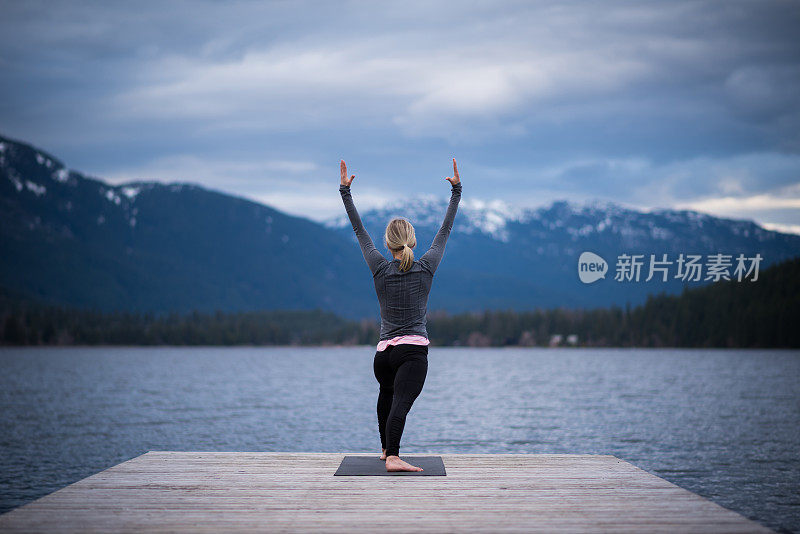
[7,176,21,192]
[51,168,69,183]
[121,186,141,199]
[25,180,46,196]
[457,198,528,241]
[35,153,54,168]
[103,188,122,205]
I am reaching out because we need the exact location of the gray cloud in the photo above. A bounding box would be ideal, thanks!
[1,0,799,229]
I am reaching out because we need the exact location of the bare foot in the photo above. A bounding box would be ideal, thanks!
[385,455,423,472]
[380,448,387,460]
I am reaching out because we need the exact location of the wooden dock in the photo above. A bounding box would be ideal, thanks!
[0,452,772,533]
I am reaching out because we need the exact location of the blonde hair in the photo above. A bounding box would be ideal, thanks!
[385,218,417,272]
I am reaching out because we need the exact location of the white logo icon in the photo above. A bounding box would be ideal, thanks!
[578,251,608,284]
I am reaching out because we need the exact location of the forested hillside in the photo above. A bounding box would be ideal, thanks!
[2,256,797,348]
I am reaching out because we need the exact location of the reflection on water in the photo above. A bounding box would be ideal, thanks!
[1,346,798,532]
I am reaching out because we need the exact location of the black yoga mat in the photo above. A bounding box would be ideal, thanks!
[334,455,446,476]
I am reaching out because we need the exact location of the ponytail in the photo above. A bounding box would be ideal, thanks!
[385,218,417,272]
[399,243,414,272]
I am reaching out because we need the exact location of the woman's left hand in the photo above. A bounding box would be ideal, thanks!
[340,160,355,186]
[445,158,460,186]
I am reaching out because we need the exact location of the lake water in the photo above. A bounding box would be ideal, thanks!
[0,346,798,532]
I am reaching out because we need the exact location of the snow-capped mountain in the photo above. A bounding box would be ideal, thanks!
[327,196,529,243]
[326,189,800,312]
[327,195,781,251]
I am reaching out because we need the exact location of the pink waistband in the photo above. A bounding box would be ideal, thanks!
[376,334,430,352]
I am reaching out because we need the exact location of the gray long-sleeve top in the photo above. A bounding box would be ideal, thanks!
[339,182,462,341]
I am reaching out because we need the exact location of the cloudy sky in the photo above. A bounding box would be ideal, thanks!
[1,0,799,232]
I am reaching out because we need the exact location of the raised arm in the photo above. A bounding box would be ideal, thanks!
[339,159,387,275]
[419,158,462,274]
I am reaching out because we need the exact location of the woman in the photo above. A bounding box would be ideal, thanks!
[339,158,462,472]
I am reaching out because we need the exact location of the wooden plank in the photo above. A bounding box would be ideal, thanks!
[0,452,773,533]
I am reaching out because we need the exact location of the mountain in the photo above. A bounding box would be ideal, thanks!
[0,133,376,317]
[325,188,800,312]
[2,132,799,318]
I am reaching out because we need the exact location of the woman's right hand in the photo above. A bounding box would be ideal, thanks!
[340,159,355,186]
[445,158,460,186]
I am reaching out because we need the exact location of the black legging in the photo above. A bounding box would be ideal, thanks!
[373,343,429,457]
